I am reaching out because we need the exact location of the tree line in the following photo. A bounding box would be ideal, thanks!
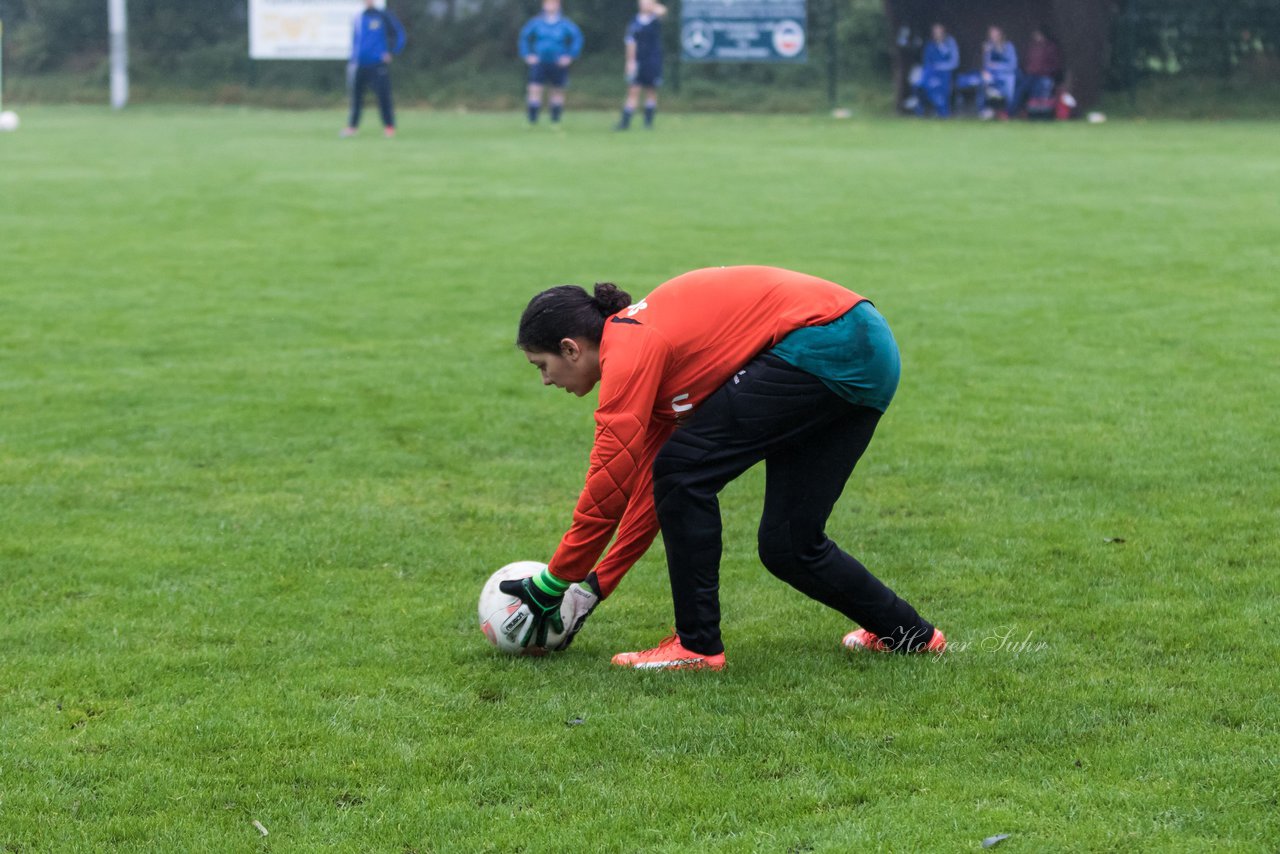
[2,0,1275,88]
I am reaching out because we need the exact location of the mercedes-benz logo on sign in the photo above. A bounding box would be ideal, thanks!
[682,21,714,58]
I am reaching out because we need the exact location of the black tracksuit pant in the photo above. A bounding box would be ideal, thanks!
[348,63,395,129]
[652,353,935,656]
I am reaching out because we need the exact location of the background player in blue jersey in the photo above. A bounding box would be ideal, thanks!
[342,0,406,138]
[615,0,667,131]
[914,23,959,118]
[980,25,1018,119]
[518,0,583,126]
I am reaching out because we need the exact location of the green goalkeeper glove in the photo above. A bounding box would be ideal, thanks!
[498,569,568,649]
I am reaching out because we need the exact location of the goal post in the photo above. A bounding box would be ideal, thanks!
[108,0,128,109]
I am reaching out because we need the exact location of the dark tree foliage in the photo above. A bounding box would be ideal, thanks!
[1,0,1274,85]
[1112,0,1280,83]
[2,0,110,71]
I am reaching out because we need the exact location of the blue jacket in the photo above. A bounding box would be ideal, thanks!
[351,8,406,67]
[519,14,583,63]
[923,37,959,75]
[983,41,1018,78]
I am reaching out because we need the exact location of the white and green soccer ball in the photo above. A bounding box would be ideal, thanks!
[0,111,19,132]
[478,561,598,656]
[478,561,568,655]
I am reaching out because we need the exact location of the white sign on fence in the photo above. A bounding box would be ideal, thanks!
[249,0,383,60]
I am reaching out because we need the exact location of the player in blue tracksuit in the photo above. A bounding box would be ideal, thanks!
[342,0,406,137]
[615,0,667,131]
[979,25,1018,118]
[914,23,959,118]
[518,0,583,125]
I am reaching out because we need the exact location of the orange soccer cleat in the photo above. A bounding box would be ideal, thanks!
[611,634,726,671]
[842,627,947,654]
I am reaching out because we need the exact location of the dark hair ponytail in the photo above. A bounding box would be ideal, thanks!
[516,282,633,353]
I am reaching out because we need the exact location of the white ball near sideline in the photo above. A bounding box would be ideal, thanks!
[478,561,569,655]
[0,111,19,132]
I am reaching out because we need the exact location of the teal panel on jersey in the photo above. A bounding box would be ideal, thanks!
[768,300,901,412]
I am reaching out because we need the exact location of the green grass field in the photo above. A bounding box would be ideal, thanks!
[2,107,1278,851]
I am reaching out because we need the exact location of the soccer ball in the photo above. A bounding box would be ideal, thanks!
[478,561,570,655]
[0,111,18,132]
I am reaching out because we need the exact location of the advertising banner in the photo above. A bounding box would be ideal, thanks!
[250,0,383,60]
[681,0,807,63]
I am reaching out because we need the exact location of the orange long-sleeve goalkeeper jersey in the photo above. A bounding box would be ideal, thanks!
[547,266,865,590]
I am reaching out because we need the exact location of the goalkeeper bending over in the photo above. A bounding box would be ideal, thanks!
[503,266,946,669]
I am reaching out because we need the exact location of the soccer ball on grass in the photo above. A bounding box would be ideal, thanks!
[0,111,19,132]
[478,561,571,655]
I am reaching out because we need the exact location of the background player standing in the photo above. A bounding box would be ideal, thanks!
[518,0,583,126]
[615,0,667,131]
[342,0,406,138]
[505,267,946,668]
